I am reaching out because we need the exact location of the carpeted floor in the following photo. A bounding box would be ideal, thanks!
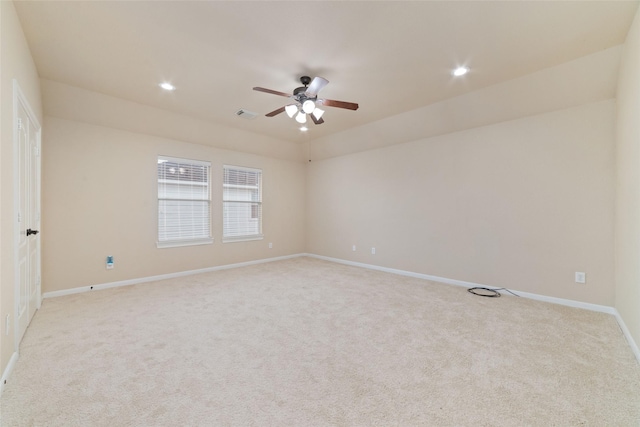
[2,257,639,426]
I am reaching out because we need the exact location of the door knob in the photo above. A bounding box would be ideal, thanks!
[26,229,39,236]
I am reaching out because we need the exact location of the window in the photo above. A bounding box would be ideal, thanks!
[157,156,212,248]
[223,165,262,242]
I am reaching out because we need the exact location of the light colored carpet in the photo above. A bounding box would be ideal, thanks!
[2,257,639,426]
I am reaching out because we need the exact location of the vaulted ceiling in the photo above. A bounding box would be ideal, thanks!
[14,1,639,143]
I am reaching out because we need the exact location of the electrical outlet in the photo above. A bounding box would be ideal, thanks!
[352,245,356,251]
[5,315,10,335]
[575,272,586,284]
[268,242,273,249]
[106,255,114,270]
[371,247,376,255]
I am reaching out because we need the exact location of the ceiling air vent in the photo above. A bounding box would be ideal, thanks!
[235,109,258,120]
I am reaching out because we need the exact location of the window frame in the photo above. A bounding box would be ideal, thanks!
[222,164,263,243]
[157,155,213,249]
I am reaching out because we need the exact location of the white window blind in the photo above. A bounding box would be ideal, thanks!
[157,156,212,247]
[223,165,262,242]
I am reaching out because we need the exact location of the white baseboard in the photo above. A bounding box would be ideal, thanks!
[43,253,306,299]
[307,253,640,364]
[1,351,19,395]
[39,252,640,365]
[613,309,640,364]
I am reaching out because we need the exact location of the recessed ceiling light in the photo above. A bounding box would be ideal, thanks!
[159,82,176,91]
[452,67,469,77]
[300,126,308,132]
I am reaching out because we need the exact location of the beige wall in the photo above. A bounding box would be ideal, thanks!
[0,1,43,376]
[307,100,616,306]
[615,8,640,352]
[308,47,621,161]
[42,116,306,293]
[41,79,305,163]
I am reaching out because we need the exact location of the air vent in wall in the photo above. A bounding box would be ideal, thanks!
[235,109,258,120]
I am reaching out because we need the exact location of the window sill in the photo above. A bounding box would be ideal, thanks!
[157,238,213,249]
[222,235,264,244]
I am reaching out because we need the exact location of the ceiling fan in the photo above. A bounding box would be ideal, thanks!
[253,76,359,125]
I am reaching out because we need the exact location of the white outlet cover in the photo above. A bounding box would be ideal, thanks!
[575,272,586,283]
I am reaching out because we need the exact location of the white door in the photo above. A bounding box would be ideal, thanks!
[15,83,41,345]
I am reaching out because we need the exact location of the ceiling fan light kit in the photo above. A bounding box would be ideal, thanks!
[302,99,316,114]
[253,75,359,127]
[285,104,298,118]
[312,108,324,120]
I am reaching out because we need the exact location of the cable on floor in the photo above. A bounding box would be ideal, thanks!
[467,287,520,298]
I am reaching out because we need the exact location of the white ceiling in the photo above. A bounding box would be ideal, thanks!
[14,1,639,143]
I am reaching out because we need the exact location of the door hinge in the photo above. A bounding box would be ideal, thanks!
[17,212,21,223]
[17,118,23,130]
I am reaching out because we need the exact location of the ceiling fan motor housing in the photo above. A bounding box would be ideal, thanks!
[293,87,316,105]
[293,76,315,102]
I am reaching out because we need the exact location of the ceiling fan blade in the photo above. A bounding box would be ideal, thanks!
[305,77,329,97]
[318,98,359,111]
[253,87,292,98]
[265,106,286,117]
[310,114,325,125]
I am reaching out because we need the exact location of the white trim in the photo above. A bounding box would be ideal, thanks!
[43,254,306,299]
[222,235,264,243]
[156,237,213,249]
[613,309,640,364]
[12,80,41,129]
[306,253,639,363]
[1,352,19,395]
[13,82,21,353]
[158,155,211,167]
[508,289,615,314]
[309,253,510,289]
